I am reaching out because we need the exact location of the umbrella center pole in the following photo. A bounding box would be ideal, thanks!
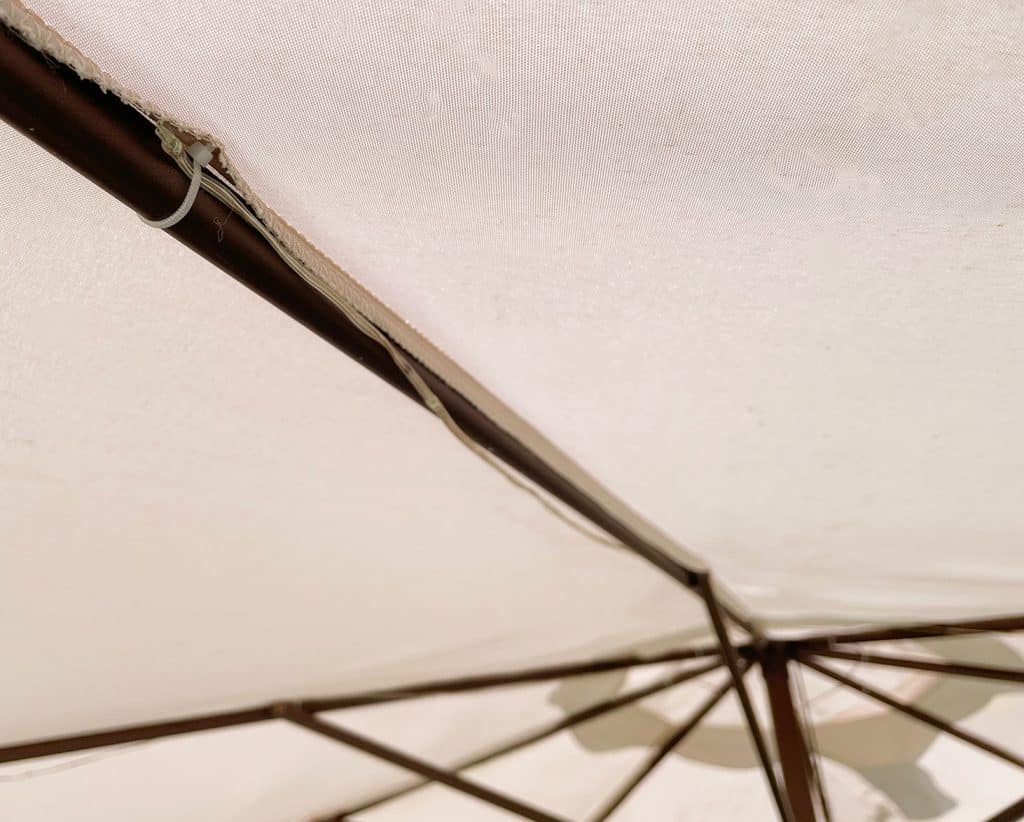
[760,642,822,822]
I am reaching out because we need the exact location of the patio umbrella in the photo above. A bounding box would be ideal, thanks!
[1,2,1023,819]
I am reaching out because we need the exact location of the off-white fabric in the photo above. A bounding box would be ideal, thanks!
[11,0,1024,624]
[3,1,1024,819]
[3,640,1023,820]
[0,122,707,744]
[0,0,719,592]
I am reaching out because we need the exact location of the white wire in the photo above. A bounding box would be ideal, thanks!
[159,129,624,551]
[140,142,213,229]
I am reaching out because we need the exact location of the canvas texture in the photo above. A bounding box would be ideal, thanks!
[2,0,1024,818]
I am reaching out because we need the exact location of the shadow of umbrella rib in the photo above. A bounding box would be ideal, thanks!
[552,635,1024,820]
[798,658,1024,770]
[810,647,1024,685]
[589,668,741,822]
[323,659,723,820]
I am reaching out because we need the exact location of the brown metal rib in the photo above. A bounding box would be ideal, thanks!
[806,647,1024,685]
[698,576,791,821]
[0,653,720,765]
[988,795,1024,822]
[799,614,1024,648]
[799,658,1024,770]
[281,705,566,822]
[0,20,705,595]
[0,707,274,765]
[326,659,723,819]
[590,671,737,822]
[301,644,721,713]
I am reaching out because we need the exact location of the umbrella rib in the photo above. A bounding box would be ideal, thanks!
[0,19,761,627]
[698,575,792,822]
[323,659,723,819]
[798,614,1024,647]
[301,644,722,712]
[588,669,739,822]
[280,705,566,822]
[0,707,275,765]
[987,795,1024,822]
[807,647,1024,684]
[0,650,721,765]
[798,657,1024,770]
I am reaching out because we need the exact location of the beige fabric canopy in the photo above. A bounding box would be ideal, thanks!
[1,1,1023,819]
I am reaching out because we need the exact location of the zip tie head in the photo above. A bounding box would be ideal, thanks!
[187,141,214,166]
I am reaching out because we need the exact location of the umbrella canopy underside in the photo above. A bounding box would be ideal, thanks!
[2,1,1023,819]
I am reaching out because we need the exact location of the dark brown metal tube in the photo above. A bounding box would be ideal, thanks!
[798,615,1024,648]
[590,672,736,822]
[799,658,1024,770]
[281,705,565,822]
[327,659,723,818]
[761,645,819,822]
[0,21,701,593]
[301,644,721,712]
[699,576,791,822]
[0,655,722,767]
[988,795,1024,822]
[0,706,274,764]
[804,647,1024,685]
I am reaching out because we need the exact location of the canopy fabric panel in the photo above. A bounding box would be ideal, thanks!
[3,1,1024,820]
[9,0,1024,624]
[3,637,1023,820]
[0,120,707,744]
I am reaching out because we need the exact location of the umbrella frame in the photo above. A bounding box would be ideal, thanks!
[2,20,1023,822]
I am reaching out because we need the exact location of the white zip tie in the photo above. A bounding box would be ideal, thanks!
[140,141,213,229]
